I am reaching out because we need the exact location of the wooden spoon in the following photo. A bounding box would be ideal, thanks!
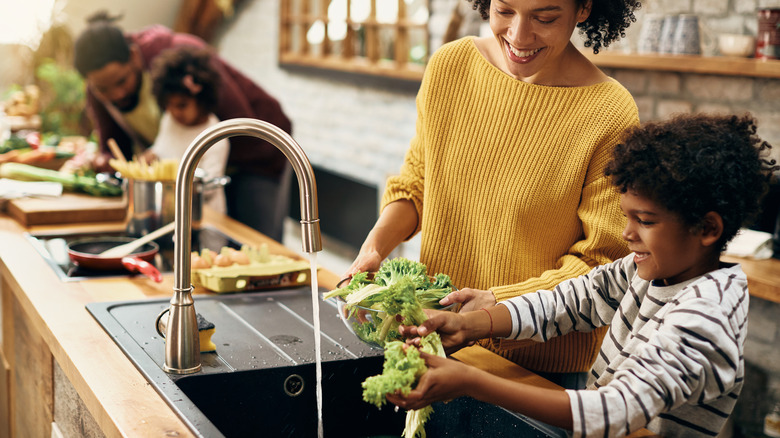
[99,222,176,258]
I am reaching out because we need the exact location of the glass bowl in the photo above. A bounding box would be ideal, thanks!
[331,278,460,349]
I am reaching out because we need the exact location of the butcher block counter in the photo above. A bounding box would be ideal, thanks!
[0,208,572,438]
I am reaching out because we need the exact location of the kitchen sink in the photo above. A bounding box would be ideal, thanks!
[86,287,567,438]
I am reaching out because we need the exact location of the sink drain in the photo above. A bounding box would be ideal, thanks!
[283,374,305,397]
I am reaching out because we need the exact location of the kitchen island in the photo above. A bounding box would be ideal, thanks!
[0,208,572,438]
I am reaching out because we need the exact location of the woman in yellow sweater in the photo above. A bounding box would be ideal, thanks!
[347,0,641,385]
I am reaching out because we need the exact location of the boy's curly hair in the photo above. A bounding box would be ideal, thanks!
[604,113,779,251]
[466,0,640,54]
[151,46,221,113]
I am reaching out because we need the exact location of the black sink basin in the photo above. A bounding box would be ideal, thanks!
[87,288,567,438]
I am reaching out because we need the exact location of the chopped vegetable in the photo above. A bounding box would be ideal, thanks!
[362,329,446,438]
[0,162,121,196]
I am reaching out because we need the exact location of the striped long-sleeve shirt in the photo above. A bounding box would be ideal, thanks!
[499,254,748,437]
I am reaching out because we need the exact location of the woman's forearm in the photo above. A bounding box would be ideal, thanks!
[359,199,418,260]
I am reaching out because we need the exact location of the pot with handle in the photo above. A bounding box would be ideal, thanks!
[124,168,230,236]
[67,238,162,282]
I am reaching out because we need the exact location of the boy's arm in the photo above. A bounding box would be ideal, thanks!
[499,255,635,343]
[389,351,574,430]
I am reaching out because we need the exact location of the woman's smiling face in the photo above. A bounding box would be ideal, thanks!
[489,0,590,83]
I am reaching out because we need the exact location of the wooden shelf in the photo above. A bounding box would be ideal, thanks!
[582,51,780,79]
[721,255,780,304]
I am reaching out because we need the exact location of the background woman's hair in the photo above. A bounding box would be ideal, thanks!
[605,113,779,251]
[150,45,221,113]
[465,0,641,54]
[73,11,130,77]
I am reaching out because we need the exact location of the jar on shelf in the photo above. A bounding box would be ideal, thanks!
[757,8,780,60]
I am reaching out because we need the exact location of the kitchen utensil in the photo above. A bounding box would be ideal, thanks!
[67,237,162,282]
[99,221,175,258]
[718,34,756,57]
[107,138,126,163]
[658,15,679,54]
[123,169,230,236]
[121,256,162,282]
[637,13,664,54]
[672,14,701,55]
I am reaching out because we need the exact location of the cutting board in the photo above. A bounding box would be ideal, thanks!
[6,193,127,226]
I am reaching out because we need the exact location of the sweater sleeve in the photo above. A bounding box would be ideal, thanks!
[380,60,433,238]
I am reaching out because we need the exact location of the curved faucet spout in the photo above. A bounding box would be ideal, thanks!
[163,118,322,374]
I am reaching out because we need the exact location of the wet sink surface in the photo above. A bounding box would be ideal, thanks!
[87,287,566,438]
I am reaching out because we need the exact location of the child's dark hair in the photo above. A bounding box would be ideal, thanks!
[73,11,130,77]
[605,113,778,251]
[465,0,641,54]
[150,46,221,113]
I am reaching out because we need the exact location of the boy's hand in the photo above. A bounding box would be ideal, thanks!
[399,310,473,354]
[386,351,472,410]
[440,287,496,313]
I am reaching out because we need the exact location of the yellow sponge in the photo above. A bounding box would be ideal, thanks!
[197,313,217,353]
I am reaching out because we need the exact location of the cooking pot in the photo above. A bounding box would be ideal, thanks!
[67,238,162,282]
[123,169,230,236]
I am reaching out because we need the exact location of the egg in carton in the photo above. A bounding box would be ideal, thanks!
[191,243,313,293]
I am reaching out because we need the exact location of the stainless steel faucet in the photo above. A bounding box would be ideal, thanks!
[162,118,322,374]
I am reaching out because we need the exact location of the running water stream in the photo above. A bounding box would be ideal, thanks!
[309,253,324,438]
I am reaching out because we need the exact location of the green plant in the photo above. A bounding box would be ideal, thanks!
[35,59,86,135]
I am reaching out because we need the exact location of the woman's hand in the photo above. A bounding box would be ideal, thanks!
[386,351,473,410]
[440,287,496,313]
[399,310,473,354]
[343,249,384,278]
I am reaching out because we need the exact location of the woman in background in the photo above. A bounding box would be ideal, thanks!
[145,46,229,214]
[347,0,641,387]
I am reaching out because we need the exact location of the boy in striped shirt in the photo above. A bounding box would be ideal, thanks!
[389,113,778,437]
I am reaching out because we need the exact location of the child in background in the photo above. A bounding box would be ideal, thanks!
[389,113,779,437]
[145,45,229,214]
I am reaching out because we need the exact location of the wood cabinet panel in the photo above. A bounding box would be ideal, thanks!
[0,348,10,438]
[9,291,53,438]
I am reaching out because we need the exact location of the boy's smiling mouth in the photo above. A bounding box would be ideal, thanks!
[633,252,650,263]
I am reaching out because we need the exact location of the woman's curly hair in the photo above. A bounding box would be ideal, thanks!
[604,113,779,251]
[466,0,641,54]
[151,46,221,113]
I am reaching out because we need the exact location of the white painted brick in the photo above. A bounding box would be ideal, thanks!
[736,0,759,14]
[634,96,656,122]
[647,72,682,94]
[694,103,733,114]
[655,0,693,14]
[694,0,729,14]
[684,75,754,102]
[612,70,648,94]
[656,100,694,119]
[759,0,780,9]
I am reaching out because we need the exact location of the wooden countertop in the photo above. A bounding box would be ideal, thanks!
[3,207,772,436]
[0,209,563,437]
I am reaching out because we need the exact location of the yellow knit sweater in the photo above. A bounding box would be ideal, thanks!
[382,37,639,373]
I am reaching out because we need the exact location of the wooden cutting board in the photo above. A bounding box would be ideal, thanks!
[5,193,127,226]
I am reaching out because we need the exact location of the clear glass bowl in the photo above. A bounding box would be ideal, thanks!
[332,283,459,349]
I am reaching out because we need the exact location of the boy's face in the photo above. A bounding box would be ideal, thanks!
[619,191,717,286]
